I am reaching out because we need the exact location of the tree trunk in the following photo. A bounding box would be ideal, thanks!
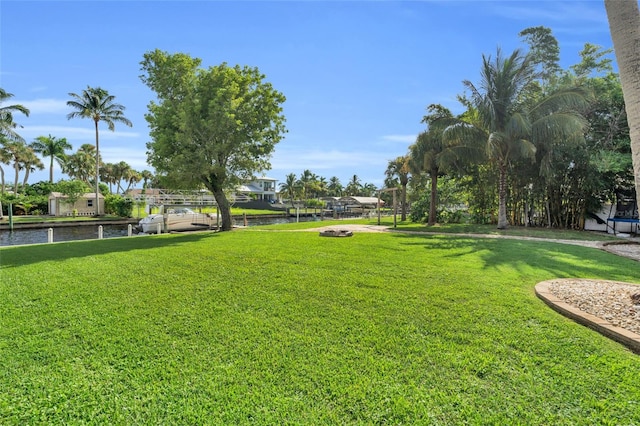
[605,0,640,216]
[212,187,233,231]
[49,156,54,183]
[428,169,438,226]
[94,119,100,216]
[13,164,19,194]
[401,183,407,222]
[497,162,508,229]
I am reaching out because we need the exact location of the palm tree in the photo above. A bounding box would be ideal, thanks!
[20,148,44,188]
[449,48,589,229]
[112,161,132,194]
[279,173,299,208]
[0,138,11,193]
[100,162,117,193]
[30,134,72,183]
[345,175,361,196]
[361,183,377,197]
[124,169,142,193]
[3,140,41,193]
[0,88,30,141]
[298,169,316,201]
[385,156,410,221]
[327,176,343,197]
[605,0,640,216]
[63,144,96,185]
[140,170,154,190]
[410,104,477,225]
[67,86,132,214]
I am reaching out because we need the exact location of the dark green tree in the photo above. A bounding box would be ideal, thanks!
[140,50,287,231]
[447,48,590,229]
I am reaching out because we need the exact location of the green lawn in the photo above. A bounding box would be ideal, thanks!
[1,226,639,424]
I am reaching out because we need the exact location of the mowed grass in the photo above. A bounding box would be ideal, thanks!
[1,228,639,424]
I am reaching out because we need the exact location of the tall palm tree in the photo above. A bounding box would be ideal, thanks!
[385,155,411,221]
[605,0,640,215]
[449,48,589,229]
[30,134,72,183]
[411,104,480,225]
[0,88,30,141]
[67,86,132,214]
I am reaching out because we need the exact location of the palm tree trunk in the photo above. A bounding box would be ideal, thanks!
[94,119,100,215]
[497,163,508,229]
[13,164,19,194]
[605,0,640,216]
[428,169,438,226]
[49,155,54,183]
[401,183,407,222]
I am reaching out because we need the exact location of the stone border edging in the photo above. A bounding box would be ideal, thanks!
[535,279,640,354]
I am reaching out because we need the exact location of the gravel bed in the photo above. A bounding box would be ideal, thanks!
[547,279,640,335]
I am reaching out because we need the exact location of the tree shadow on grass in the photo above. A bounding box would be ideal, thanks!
[390,232,640,283]
[0,232,223,269]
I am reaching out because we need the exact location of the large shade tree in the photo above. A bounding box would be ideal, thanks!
[67,86,132,215]
[605,0,640,216]
[30,134,72,183]
[140,50,287,231]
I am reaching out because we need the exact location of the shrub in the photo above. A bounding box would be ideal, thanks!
[105,194,134,217]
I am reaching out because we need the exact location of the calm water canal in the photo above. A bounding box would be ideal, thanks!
[0,216,322,247]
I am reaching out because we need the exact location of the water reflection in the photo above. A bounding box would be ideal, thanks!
[0,225,131,246]
[0,216,322,247]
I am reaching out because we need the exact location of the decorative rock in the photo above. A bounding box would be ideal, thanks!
[547,279,640,335]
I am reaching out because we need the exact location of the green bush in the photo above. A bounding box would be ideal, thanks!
[0,193,48,216]
[104,194,134,217]
[305,198,324,208]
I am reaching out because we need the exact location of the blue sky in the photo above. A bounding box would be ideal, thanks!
[0,0,617,189]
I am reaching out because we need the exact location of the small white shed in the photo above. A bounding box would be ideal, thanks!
[48,192,105,217]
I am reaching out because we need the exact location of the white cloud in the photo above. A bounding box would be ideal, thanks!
[100,147,150,170]
[19,125,140,139]
[270,148,393,173]
[12,98,68,114]
[381,134,416,144]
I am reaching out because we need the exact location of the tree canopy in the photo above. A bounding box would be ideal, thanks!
[140,50,287,231]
